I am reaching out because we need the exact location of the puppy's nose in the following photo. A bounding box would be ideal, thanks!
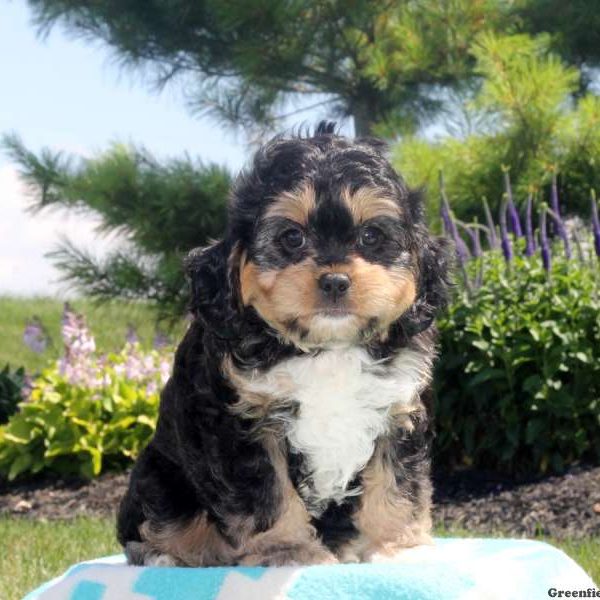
[318,273,351,302]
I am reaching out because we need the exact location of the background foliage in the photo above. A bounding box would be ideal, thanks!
[0,296,184,373]
[21,0,517,136]
[393,33,600,223]
[2,0,600,481]
[0,349,164,480]
[0,304,171,480]
[0,365,26,426]
[435,247,600,474]
[3,140,231,318]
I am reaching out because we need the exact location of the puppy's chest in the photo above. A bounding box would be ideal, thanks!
[235,347,427,514]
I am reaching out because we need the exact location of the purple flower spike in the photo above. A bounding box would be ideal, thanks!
[591,191,600,259]
[525,193,536,257]
[23,317,48,354]
[126,324,139,345]
[499,198,513,262]
[504,171,523,237]
[153,330,171,349]
[440,193,453,236]
[451,221,471,265]
[540,206,551,273]
[482,197,498,249]
[439,172,469,264]
[550,173,572,259]
[472,226,482,258]
[462,223,482,258]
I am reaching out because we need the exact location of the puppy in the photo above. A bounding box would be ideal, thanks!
[117,122,450,567]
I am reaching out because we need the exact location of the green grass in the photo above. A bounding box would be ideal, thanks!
[0,517,597,600]
[0,516,120,600]
[555,537,600,584]
[0,296,185,373]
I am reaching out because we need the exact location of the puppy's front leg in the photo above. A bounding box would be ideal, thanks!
[139,496,335,568]
[338,437,433,563]
[238,496,337,566]
[236,438,337,567]
[144,396,333,567]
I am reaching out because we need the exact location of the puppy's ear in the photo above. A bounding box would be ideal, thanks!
[401,235,452,335]
[184,240,244,338]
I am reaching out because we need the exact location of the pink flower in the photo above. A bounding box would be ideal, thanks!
[23,317,49,354]
[62,303,96,360]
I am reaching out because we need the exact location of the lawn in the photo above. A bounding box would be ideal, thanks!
[0,296,185,373]
[0,516,120,600]
[1,517,597,600]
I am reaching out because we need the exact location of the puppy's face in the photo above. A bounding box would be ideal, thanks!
[239,184,418,347]
[188,131,447,349]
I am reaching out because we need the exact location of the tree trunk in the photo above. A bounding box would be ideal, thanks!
[352,108,377,138]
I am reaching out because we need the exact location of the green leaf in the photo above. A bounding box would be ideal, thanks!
[3,417,35,444]
[471,340,490,351]
[88,448,102,476]
[136,415,156,428]
[466,368,506,388]
[8,453,32,481]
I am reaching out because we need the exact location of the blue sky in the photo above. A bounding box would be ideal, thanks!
[0,1,352,295]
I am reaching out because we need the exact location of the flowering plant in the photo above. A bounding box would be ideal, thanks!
[435,212,600,474]
[441,170,600,287]
[0,305,173,479]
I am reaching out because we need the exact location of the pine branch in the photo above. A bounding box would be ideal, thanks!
[2,133,76,211]
[47,238,161,301]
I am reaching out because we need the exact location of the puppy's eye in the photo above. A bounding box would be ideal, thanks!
[360,226,383,248]
[280,227,306,251]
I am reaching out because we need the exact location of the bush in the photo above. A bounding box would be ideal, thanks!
[0,365,26,425]
[434,247,600,474]
[0,305,170,480]
[0,352,160,480]
[0,349,165,480]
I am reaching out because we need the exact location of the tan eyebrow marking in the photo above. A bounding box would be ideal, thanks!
[265,184,316,225]
[342,186,401,224]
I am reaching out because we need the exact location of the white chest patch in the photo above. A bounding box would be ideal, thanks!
[237,347,431,510]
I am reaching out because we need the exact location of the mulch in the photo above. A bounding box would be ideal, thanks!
[1,464,599,541]
[432,464,600,540]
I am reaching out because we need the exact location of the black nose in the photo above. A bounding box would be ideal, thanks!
[318,273,351,301]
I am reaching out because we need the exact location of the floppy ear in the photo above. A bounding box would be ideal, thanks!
[184,240,244,338]
[401,235,452,336]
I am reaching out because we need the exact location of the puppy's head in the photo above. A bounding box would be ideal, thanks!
[187,123,449,348]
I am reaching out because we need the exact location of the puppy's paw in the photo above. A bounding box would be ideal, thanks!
[367,548,408,563]
[364,536,434,563]
[125,541,180,567]
[241,543,337,567]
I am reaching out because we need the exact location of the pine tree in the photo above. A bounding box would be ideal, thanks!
[23,0,516,136]
[4,137,231,319]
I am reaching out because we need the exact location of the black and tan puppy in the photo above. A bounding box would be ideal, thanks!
[117,122,450,567]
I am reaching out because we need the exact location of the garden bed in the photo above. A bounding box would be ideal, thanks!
[433,464,600,540]
[2,464,599,540]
